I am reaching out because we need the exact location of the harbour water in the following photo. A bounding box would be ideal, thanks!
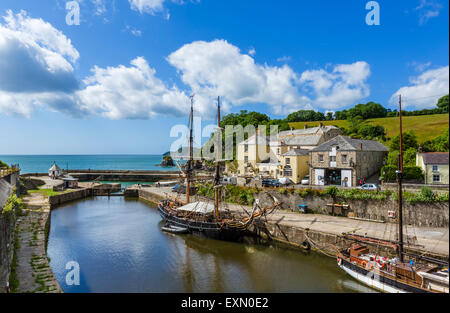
[0,155,175,174]
[47,196,375,293]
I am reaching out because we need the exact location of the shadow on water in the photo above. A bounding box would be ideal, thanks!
[47,196,371,293]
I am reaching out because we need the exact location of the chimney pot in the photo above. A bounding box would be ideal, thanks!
[418,146,423,153]
[359,143,363,150]
[304,124,308,129]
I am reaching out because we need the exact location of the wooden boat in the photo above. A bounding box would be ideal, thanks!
[332,95,449,293]
[158,96,280,241]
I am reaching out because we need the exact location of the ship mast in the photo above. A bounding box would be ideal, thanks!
[214,96,221,220]
[397,95,404,262]
[186,95,194,204]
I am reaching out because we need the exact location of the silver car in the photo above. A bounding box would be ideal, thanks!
[358,183,381,191]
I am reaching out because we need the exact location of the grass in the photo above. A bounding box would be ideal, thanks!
[288,113,449,143]
[27,189,63,197]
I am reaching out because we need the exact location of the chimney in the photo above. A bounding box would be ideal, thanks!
[359,143,363,150]
[291,127,294,131]
[319,122,323,128]
[418,146,423,153]
[304,124,308,129]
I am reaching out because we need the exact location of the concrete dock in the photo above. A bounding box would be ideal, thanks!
[135,186,449,259]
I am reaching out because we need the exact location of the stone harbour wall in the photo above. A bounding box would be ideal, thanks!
[257,191,449,228]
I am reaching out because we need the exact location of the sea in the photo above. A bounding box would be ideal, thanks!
[0,155,178,174]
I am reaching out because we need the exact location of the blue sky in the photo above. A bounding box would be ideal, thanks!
[0,0,448,154]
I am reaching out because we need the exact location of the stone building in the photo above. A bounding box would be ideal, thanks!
[416,152,449,185]
[235,125,342,181]
[310,135,388,187]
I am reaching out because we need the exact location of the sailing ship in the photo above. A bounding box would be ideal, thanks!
[158,96,280,241]
[332,95,449,293]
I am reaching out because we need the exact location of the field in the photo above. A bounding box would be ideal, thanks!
[289,113,449,143]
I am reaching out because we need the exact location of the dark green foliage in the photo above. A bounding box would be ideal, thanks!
[0,159,9,168]
[421,128,449,152]
[346,102,388,119]
[380,165,424,181]
[286,110,325,123]
[389,130,419,151]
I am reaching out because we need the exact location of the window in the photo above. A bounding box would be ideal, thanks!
[244,144,248,152]
[433,175,440,182]
[319,154,324,162]
[432,165,439,172]
[244,156,248,163]
[342,154,347,163]
[277,148,280,155]
[286,158,291,165]
[330,156,336,162]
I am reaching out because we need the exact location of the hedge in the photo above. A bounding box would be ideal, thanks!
[380,165,424,181]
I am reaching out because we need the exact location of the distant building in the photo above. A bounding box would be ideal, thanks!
[235,124,342,182]
[416,152,449,185]
[48,163,62,178]
[310,135,388,187]
[280,149,309,184]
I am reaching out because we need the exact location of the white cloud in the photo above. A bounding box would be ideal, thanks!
[124,25,142,37]
[0,13,372,120]
[298,61,371,110]
[0,10,79,117]
[390,65,449,109]
[128,0,166,14]
[76,57,189,119]
[167,40,312,116]
[248,48,256,56]
[415,0,443,25]
[408,61,432,72]
[276,56,291,63]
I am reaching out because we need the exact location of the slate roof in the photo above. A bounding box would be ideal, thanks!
[278,125,339,137]
[282,135,322,146]
[419,152,449,165]
[281,149,310,157]
[311,135,389,152]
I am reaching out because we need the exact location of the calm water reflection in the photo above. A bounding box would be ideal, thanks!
[47,196,373,293]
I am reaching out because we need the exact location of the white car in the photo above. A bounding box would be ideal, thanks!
[301,175,310,185]
[358,183,381,191]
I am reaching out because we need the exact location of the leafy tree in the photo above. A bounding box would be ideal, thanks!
[421,128,449,152]
[325,112,334,121]
[404,147,418,166]
[286,110,325,122]
[0,160,9,168]
[358,124,386,140]
[436,95,449,113]
[389,130,419,151]
[347,102,388,119]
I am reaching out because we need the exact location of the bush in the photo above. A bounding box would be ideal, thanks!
[380,165,424,182]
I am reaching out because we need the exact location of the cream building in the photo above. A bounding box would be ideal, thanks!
[235,125,342,183]
[416,152,449,185]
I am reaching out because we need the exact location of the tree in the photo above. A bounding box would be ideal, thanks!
[347,102,388,119]
[358,124,386,140]
[436,95,449,113]
[389,130,419,151]
[421,128,449,152]
[286,110,325,122]
[325,112,334,121]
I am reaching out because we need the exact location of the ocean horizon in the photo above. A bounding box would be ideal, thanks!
[0,154,179,174]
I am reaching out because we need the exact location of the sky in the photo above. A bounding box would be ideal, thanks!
[0,0,448,155]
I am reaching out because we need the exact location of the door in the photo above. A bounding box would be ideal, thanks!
[341,170,352,187]
[315,169,325,185]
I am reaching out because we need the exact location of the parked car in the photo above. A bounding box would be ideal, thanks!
[301,175,310,185]
[358,183,381,191]
[262,179,280,187]
[221,177,237,185]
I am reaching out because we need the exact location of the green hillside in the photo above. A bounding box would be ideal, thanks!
[289,113,449,143]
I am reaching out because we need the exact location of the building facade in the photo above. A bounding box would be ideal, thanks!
[310,136,388,187]
[235,125,342,182]
[416,152,449,185]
